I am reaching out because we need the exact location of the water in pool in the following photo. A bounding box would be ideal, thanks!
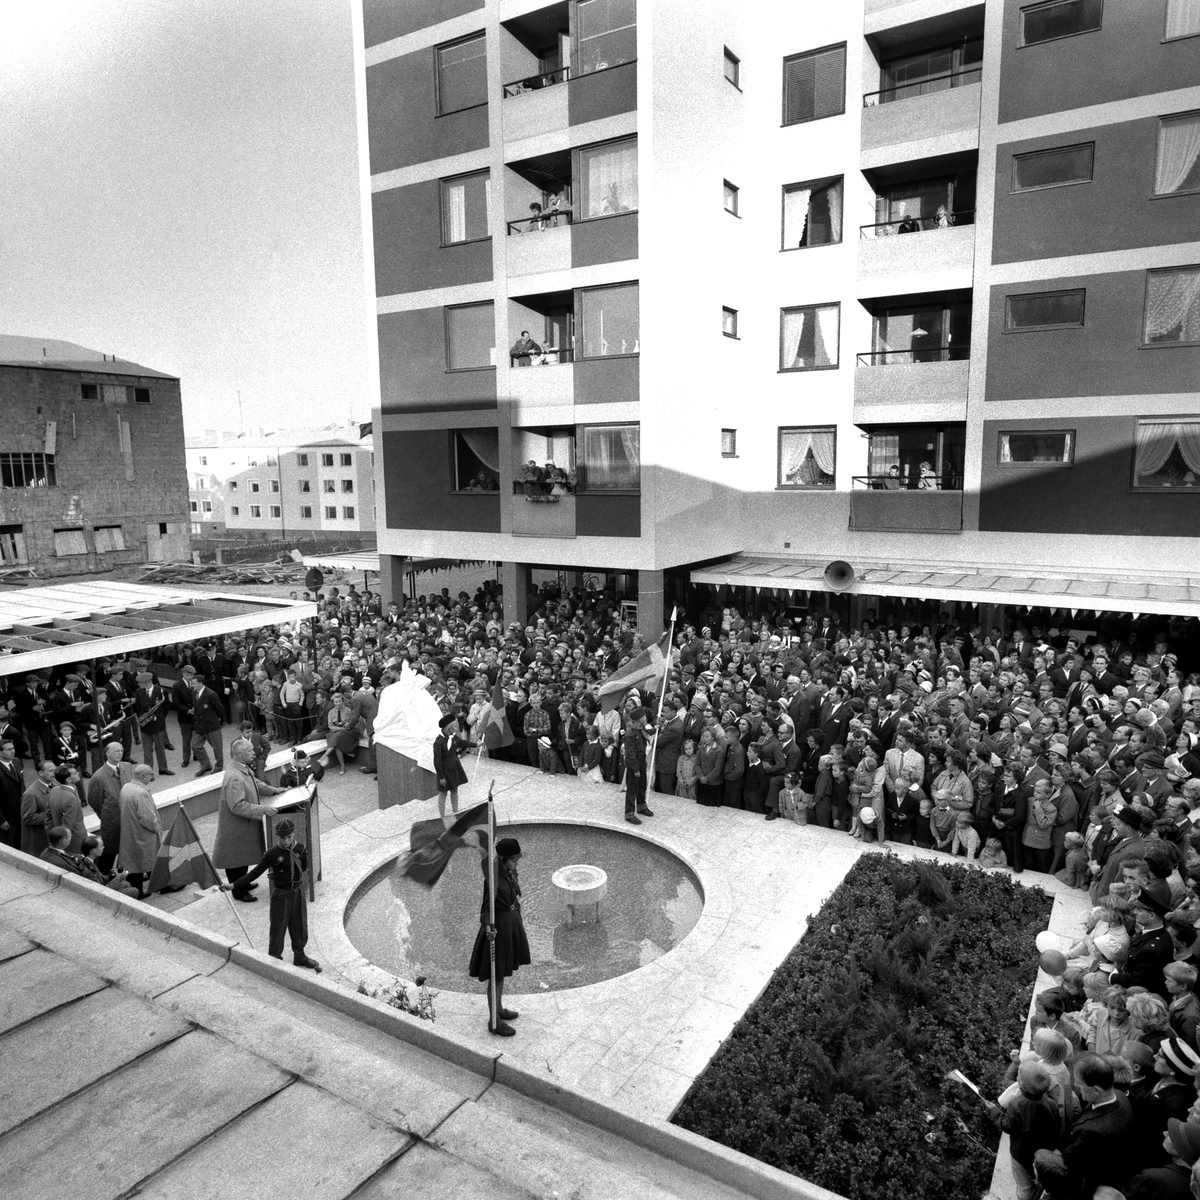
[344,822,704,993]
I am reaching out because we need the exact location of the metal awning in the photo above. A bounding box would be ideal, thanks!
[0,582,316,676]
[300,553,485,577]
[690,556,1200,620]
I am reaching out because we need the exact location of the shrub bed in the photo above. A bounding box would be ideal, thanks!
[672,854,1052,1200]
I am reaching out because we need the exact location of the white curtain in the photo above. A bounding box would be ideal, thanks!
[827,180,843,243]
[780,429,835,485]
[583,140,638,217]
[868,433,899,475]
[619,424,639,467]
[782,309,805,367]
[445,181,467,242]
[809,429,836,478]
[783,187,811,247]
[1135,422,1181,479]
[1166,0,1200,39]
[1145,269,1200,342]
[460,428,499,473]
[814,304,839,367]
[1177,424,1200,474]
[582,425,637,488]
[780,430,813,483]
[1155,115,1200,195]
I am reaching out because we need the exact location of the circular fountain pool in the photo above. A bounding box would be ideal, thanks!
[343,822,703,993]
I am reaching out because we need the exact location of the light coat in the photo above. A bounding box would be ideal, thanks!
[119,781,162,871]
[212,761,281,868]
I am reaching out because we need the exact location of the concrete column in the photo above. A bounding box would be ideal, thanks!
[379,553,408,608]
[499,561,529,627]
[638,569,665,644]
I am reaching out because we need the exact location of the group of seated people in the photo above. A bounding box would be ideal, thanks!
[516,459,575,499]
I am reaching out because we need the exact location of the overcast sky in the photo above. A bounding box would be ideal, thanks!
[0,0,371,433]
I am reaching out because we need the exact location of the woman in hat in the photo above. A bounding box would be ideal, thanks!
[467,836,530,1037]
[434,713,469,819]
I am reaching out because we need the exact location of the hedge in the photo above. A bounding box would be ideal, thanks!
[672,854,1052,1200]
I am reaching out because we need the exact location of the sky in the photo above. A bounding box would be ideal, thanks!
[0,0,371,434]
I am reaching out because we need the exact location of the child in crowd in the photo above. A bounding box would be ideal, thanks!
[238,720,271,781]
[985,1060,1061,1200]
[1164,961,1200,1046]
[1066,972,1113,1048]
[951,810,980,858]
[913,794,935,849]
[931,794,956,851]
[778,772,808,824]
[979,836,1008,869]
[1092,986,1133,1055]
[742,744,766,813]
[599,733,619,783]
[1057,831,1089,889]
[675,738,698,800]
[578,726,604,783]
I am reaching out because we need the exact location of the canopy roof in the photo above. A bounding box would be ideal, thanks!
[300,552,482,576]
[690,556,1200,620]
[0,581,315,677]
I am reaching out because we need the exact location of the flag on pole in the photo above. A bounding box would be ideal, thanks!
[597,632,675,713]
[398,801,490,888]
[944,1069,983,1099]
[146,809,221,893]
[481,683,515,751]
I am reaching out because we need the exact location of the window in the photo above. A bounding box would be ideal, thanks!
[1166,0,1200,39]
[297,453,309,466]
[1005,289,1085,331]
[1019,0,1103,45]
[778,427,836,488]
[189,499,198,513]
[300,506,313,519]
[0,525,26,565]
[269,479,279,493]
[575,0,636,76]
[269,505,281,518]
[325,506,338,519]
[441,170,491,244]
[867,423,965,487]
[0,452,56,488]
[723,180,739,215]
[341,479,354,493]
[299,480,311,493]
[453,429,500,490]
[201,500,213,513]
[721,429,737,457]
[1012,143,1094,191]
[782,177,843,248]
[578,424,639,490]
[723,47,740,88]
[249,505,262,518]
[1144,266,1200,344]
[321,453,334,467]
[1133,420,1200,488]
[80,383,98,400]
[445,301,496,369]
[782,43,845,125]
[340,453,352,466]
[436,33,487,115]
[229,480,237,491]
[1154,113,1200,195]
[876,37,982,103]
[722,307,738,338]
[250,480,260,492]
[999,431,1075,463]
[53,528,87,556]
[323,479,336,493]
[230,505,240,516]
[580,283,639,357]
[579,138,638,219]
[780,303,840,370]
[870,300,972,363]
[131,386,151,404]
[199,456,208,466]
[343,506,356,519]
[93,525,126,552]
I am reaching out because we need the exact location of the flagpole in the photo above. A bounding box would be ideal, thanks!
[486,781,497,1032]
[200,834,255,948]
[644,607,678,791]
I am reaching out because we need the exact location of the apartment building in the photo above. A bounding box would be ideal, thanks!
[361,0,1200,637]
[0,335,190,577]
[186,425,376,547]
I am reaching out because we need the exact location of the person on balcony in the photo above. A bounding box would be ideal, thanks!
[918,461,941,490]
[543,192,572,228]
[934,204,955,228]
[881,464,903,490]
[897,210,920,234]
[510,331,542,366]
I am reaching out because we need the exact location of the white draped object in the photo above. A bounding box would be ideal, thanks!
[583,424,638,488]
[783,308,805,367]
[373,662,444,773]
[827,181,843,243]
[445,181,467,242]
[1166,0,1200,39]
[582,139,638,217]
[460,428,499,473]
[1145,268,1200,343]
[1134,422,1200,480]
[814,304,840,367]
[783,187,812,246]
[1155,114,1200,195]
[780,428,836,486]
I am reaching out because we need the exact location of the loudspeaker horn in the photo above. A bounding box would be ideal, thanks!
[823,560,855,592]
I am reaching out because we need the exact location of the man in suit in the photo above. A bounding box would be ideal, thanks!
[12,674,51,762]
[0,739,24,849]
[820,686,853,748]
[653,700,685,795]
[765,720,802,820]
[190,673,226,776]
[40,825,84,874]
[103,664,135,762]
[0,705,28,763]
[135,671,173,775]
[172,666,197,768]
[351,681,379,775]
[1090,804,1146,900]
[783,676,811,738]
[86,741,131,874]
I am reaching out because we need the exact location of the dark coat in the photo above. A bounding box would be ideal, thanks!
[135,685,169,735]
[433,732,468,790]
[191,686,225,734]
[654,717,685,773]
[1111,926,1174,998]
[0,758,24,848]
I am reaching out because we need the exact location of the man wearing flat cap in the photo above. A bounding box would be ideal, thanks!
[1091,804,1147,901]
[1110,888,1173,998]
[135,671,173,775]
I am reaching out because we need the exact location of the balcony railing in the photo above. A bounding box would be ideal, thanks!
[503,65,571,98]
[856,346,969,366]
[509,347,574,366]
[863,66,981,107]
[506,210,573,235]
[860,210,975,237]
[512,477,576,500]
[853,473,964,491]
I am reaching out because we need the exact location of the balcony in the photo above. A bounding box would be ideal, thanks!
[854,350,970,415]
[506,217,572,277]
[861,75,981,165]
[502,67,570,141]
[510,483,576,537]
[864,0,984,33]
[858,216,975,294]
[850,477,963,532]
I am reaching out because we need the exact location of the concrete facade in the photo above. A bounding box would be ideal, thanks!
[0,337,190,577]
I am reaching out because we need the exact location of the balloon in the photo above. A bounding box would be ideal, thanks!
[1035,930,1058,953]
[1039,949,1068,977]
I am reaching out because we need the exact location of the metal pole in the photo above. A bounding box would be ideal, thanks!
[644,607,678,789]
[486,783,497,1031]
